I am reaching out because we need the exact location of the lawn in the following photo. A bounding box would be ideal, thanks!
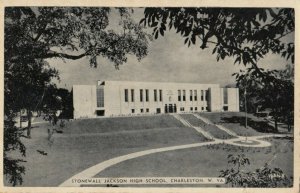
[95,136,294,187]
[63,115,184,134]
[6,113,293,187]
[180,114,236,139]
[7,115,208,187]
[198,112,281,136]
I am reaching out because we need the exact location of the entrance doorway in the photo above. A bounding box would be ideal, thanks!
[164,104,177,113]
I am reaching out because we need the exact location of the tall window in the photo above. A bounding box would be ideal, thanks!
[223,88,228,104]
[205,90,209,101]
[178,90,181,101]
[183,90,186,101]
[201,90,204,101]
[124,89,128,102]
[96,87,104,107]
[146,89,149,102]
[194,90,197,101]
[190,90,193,101]
[154,89,157,102]
[140,89,143,102]
[159,90,162,101]
[131,89,134,102]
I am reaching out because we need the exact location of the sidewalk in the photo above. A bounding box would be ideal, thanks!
[266,120,293,134]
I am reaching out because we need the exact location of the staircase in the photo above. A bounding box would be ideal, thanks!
[192,114,213,125]
[192,113,239,137]
[172,114,214,140]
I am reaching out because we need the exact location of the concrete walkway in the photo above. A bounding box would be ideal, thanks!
[59,114,293,187]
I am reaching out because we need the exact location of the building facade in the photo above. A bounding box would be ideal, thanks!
[73,80,239,119]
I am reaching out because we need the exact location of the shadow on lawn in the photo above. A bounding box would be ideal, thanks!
[221,116,278,133]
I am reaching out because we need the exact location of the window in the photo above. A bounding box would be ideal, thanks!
[183,90,186,101]
[156,108,161,114]
[178,90,181,101]
[194,90,197,101]
[96,87,104,107]
[140,109,144,113]
[206,107,208,111]
[159,90,162,101]
[201,90,204,101]
[140,89,143,102]
[124,89,128,102]
[131,109,135,113]
[190,90,193,101]
[131,89,135,102]
[190,107,193,111]
[223,88,228,104]
[180,107,185,111]
[195,107,198,111]
[205,90,209,101]
[146,108,149,113]
[201,107,204,110]
[146,89,149,102]
[223,106,228,111]
[154,89,157,101]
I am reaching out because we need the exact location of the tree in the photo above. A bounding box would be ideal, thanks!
[5,58,59,138]
[42,87,74,119]
[220,154,292,187]
[234,64,294,132]
[4,7,151,186]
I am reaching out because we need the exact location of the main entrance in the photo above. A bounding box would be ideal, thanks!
[164,104,177,113]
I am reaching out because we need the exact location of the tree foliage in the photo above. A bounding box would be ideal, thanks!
[234,64,294,131]
[3,116,26,186]
[141,8,294,75]
[220,154,292,187]
[5,7,151,68]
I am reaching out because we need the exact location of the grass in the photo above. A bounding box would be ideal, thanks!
[180,114,236,139]
[95,137,294,187]
[7,115,208,187]
[198,112,280,136]
[63,115,183,134]
[7,113,293,187]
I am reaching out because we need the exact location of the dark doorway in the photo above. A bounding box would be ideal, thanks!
[169,104,173,113]
[165,104,168,113]
[96,110,105,116]
[174,104,177,113]
[223,106,228,111]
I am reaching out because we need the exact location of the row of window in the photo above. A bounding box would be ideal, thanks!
[179,107,208,111]
[131,108,151,114]
[125,89,162,102]
[178,89,209,102]
[130,106,208,114]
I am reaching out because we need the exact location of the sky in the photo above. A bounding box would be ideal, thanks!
[47,8,292,90]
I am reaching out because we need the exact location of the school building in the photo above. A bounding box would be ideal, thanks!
[73,80,239,119]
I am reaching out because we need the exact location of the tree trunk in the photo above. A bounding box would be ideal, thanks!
[287,114,292,132]
[19,111,22,128]
[27,109,32,138]
[274,116,278,132]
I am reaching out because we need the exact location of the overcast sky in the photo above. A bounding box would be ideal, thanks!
[47,8,292,90]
